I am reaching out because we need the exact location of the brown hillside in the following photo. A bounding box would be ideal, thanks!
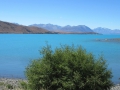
[0,21,52,34]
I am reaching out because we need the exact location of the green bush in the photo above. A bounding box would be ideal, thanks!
[6,84,13,89]
[0,82,4,86]
[20,81,28,90]
[25,44,113,90]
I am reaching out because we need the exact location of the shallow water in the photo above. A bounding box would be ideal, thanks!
[0,34,120,83]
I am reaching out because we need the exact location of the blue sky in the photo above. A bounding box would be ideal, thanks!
[0,0,120,29]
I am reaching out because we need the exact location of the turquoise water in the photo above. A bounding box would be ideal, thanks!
[0,34,120,83]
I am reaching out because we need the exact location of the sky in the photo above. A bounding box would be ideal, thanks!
[0,0,120,29]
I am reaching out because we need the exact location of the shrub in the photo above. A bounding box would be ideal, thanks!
[6,84,13,89]
[0,82,4,86]
[20,81,28,90]
[25,44,113,90]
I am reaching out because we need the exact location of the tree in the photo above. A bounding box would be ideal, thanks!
[25,44,113,90]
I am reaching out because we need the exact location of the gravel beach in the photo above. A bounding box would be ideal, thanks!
[0,78,27,90]
[0,78,120,90]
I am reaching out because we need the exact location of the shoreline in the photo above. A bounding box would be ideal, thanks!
[0,78,120,90]
[0,78,27,90]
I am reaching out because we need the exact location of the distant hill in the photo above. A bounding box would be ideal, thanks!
[30,24,95,33]
[93,27,120,34]
[0,21,54,34]
[30,24,62,31]
[61,25,93,33]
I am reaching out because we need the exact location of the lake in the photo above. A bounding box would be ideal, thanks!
[0,34,120,84]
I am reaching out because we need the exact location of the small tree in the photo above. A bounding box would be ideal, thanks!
[25,44,113,90]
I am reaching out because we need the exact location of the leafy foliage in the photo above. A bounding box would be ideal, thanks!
[20,81,28,90]
[6,84,13,89]
[25,44,113,90]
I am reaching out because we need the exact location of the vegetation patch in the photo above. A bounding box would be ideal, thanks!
[25,44,113,90]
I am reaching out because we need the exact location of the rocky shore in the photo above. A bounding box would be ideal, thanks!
[0,78,27,90]
[110,84,120,90]
[95,38,120,42]
[0,78,120,90]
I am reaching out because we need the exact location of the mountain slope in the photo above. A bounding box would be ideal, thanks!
[0,21,52,34]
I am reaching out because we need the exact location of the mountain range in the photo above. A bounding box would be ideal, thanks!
[0,20,120,34]
[93,27,120,34]
[30,24,120,34]
[0,21,96,34]
[29,24,94,33]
